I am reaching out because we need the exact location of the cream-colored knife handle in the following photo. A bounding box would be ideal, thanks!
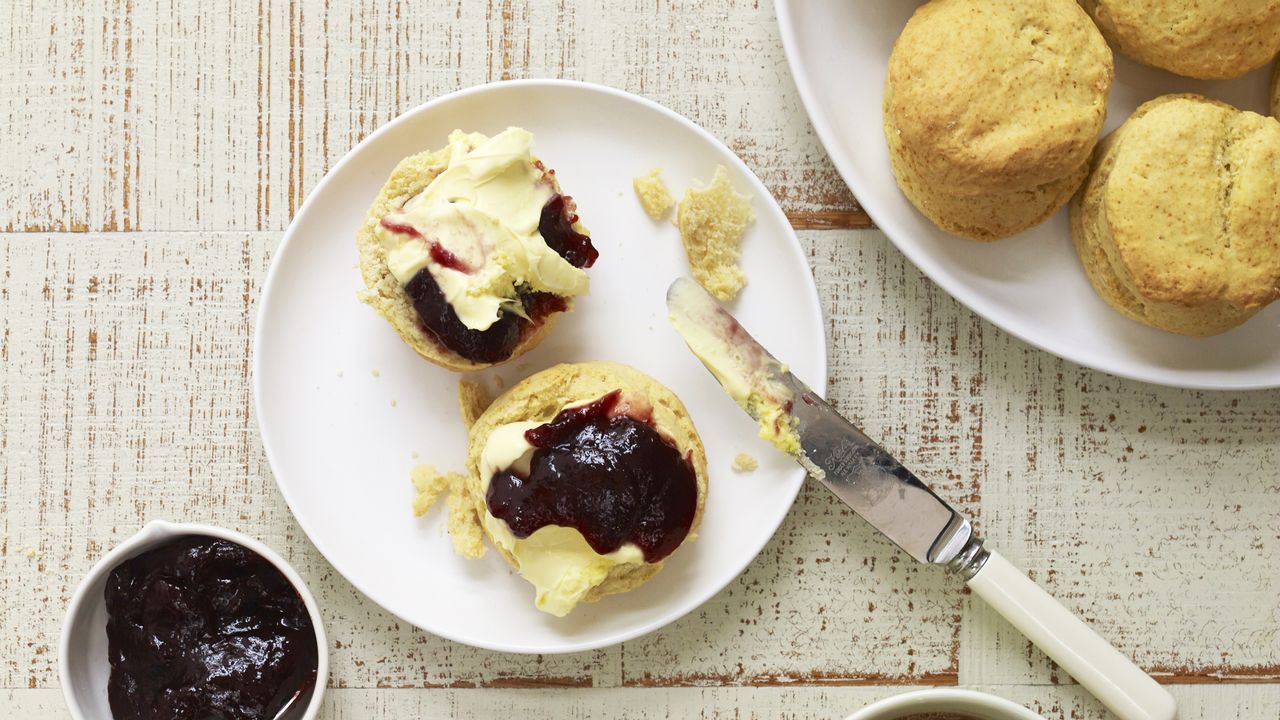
[967,550,1177,720]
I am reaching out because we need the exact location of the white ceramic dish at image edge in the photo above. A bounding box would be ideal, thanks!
[847,689,1047,720]
[777,0,1280,390]
[253,80,827,654]
[59,520,329,720]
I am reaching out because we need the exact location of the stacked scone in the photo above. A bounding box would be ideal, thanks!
[1071,95,1280,336]
[883,0,1114,241]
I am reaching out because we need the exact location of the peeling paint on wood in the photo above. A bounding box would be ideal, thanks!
[2,0,1278,717]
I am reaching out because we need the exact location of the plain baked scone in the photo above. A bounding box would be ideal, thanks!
[885,113,1091,241]
[465,362,709,605]
[356,140,588,372]
[883,0,1112,240]
[1080,0,1280,80]
[1070,94,1280,336]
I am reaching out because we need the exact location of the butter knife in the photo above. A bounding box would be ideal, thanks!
[667,278,1176,720]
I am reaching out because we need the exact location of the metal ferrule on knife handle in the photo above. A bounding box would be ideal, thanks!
[778,377,990,577]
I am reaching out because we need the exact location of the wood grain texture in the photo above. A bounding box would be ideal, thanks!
[3,0,1279,716]
[0,0,864,235]
[6,684,1280,718]
[2,231,1276,701]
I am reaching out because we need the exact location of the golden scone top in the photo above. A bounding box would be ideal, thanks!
[1070,94,1280,336]
[886,0,1112,193]
[1103,97,1280,310]
[1080,0,1280,80]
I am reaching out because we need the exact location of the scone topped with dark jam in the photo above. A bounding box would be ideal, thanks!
[358,127,597,370]
[465,362,708,616]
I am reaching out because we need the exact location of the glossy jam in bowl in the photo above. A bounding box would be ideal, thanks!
[59,520,328,720]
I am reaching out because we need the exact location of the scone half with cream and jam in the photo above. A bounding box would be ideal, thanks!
[464,362,708,617]
[358,127,598,370]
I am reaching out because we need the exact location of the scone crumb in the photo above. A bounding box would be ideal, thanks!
[445,489,486,560]
[337,370,344,378]
[458,378,492,430]
[24,547,38,559]
[411,464,453,515]
[390,399,397,408]
[411,464,486,559]
[732,452,759,472]
[677,165,754,300]
[633,167,675,220]
[411,451,420,460]
[371,368,381,378]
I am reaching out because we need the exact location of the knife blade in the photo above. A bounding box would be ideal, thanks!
[665,276,974,568]
[666,277,1177,720]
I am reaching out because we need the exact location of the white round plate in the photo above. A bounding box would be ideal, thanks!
[777,0,1280,390]
[253,80,827,653]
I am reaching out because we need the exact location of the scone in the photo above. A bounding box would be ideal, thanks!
[1070,94,1280,336]
[886,114,1091,241]
[465,362,708,616]
[357,128,598,371]
[884,0,1113,240]
[1080,0,1280,80]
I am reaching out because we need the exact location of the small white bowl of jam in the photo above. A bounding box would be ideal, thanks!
[60,520,328,720]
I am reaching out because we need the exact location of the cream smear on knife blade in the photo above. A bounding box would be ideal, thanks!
[666,278,824,479]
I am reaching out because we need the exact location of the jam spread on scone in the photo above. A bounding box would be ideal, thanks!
[375,128,597,363]
[538,193,598,268]
[104,537,318,720]
[486,389,698,563]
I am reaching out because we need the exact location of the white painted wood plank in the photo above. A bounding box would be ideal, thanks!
[0,0,858,235]
[3,230,1276,699]
[7,684,1280,718]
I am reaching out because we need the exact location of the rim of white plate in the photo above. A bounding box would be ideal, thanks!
[251,78,828,653]
[775,0,1278,391]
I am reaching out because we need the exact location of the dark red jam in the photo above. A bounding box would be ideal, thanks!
[105,536,318,720]
[486,390,698,562]
[386,193,597,363]
[378,218,470,273]
[539,194,598,268]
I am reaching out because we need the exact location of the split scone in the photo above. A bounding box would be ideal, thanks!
[357,127,598,370]
[464,362,708,616]
[1070,95,1280,336]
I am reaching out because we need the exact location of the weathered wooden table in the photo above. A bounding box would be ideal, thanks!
[4,2,1278,717]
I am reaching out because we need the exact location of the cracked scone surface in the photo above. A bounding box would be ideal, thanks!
[885,0,1112,196]
[466,362,708,608]
[1070,94,1280,336]
[1080,0,1280,80]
